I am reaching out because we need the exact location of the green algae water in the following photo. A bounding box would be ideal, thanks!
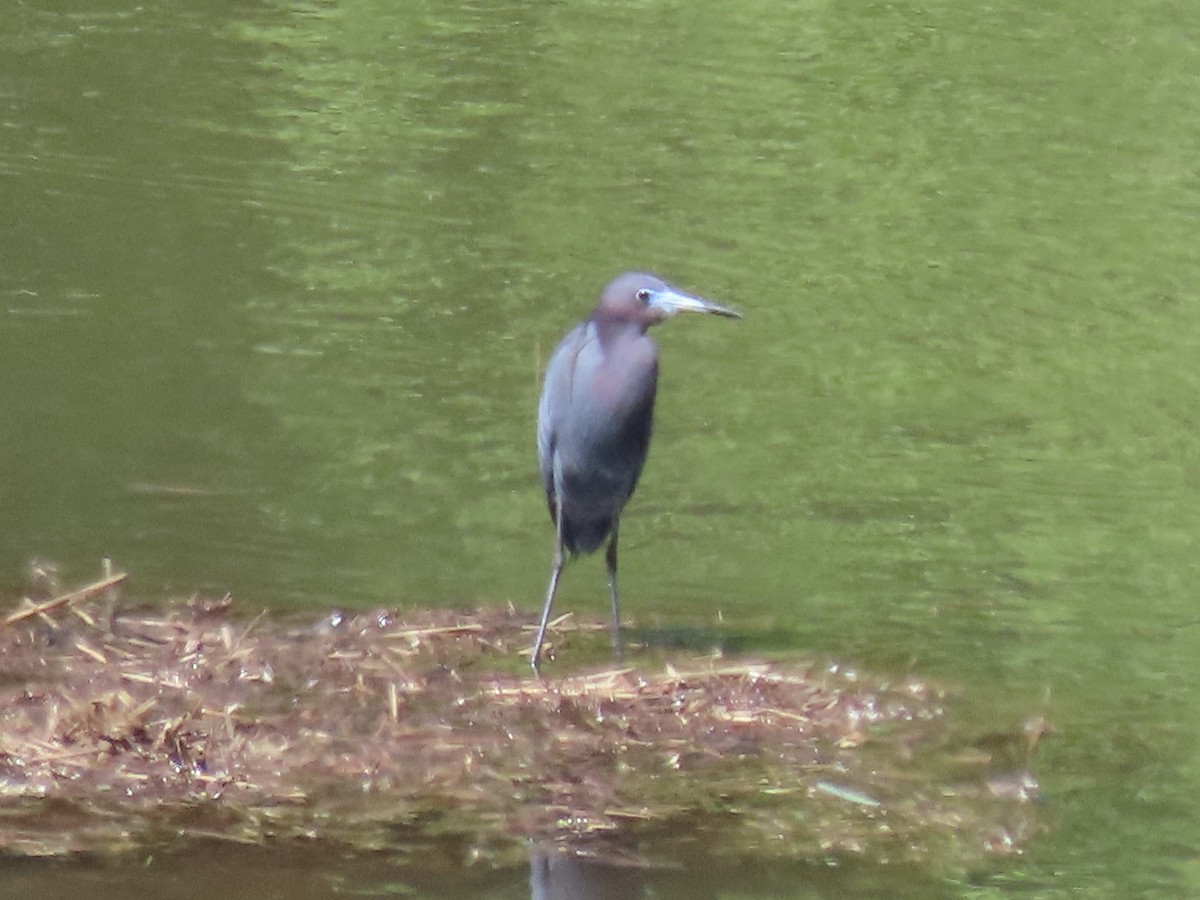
[2,1,1199,896]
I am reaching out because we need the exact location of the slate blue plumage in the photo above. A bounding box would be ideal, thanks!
[532,272,740,669]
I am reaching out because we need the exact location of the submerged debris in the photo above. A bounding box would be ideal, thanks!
[0,570,1041,869]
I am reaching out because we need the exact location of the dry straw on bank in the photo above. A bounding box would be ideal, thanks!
[0,567,1040,866]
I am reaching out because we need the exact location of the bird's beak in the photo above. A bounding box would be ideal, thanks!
[649,288,742,320]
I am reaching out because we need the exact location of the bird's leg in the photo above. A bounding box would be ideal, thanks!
[531,492,566,672]
[605,523,623,660]
[532,552,563,672]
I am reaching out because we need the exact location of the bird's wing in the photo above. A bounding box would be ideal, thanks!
[537,322,592,498]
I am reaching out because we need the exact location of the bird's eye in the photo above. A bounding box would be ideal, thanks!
[635,288,652,303]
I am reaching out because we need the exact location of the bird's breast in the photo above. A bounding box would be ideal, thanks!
[583,337,658,421]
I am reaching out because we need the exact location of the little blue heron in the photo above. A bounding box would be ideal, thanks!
[532,272,740,669]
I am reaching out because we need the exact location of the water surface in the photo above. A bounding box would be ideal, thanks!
[2,0,1199,896]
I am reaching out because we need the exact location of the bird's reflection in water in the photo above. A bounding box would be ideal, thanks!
[529,845,646,900]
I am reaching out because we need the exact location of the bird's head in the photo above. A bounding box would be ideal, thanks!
[595,272,741,329]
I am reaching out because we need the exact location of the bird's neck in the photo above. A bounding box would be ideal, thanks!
[592,316,649,347]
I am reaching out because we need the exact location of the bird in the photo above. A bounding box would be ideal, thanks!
[531,272,740,669]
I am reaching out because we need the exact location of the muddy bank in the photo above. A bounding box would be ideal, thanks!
[0,570,1041,870]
